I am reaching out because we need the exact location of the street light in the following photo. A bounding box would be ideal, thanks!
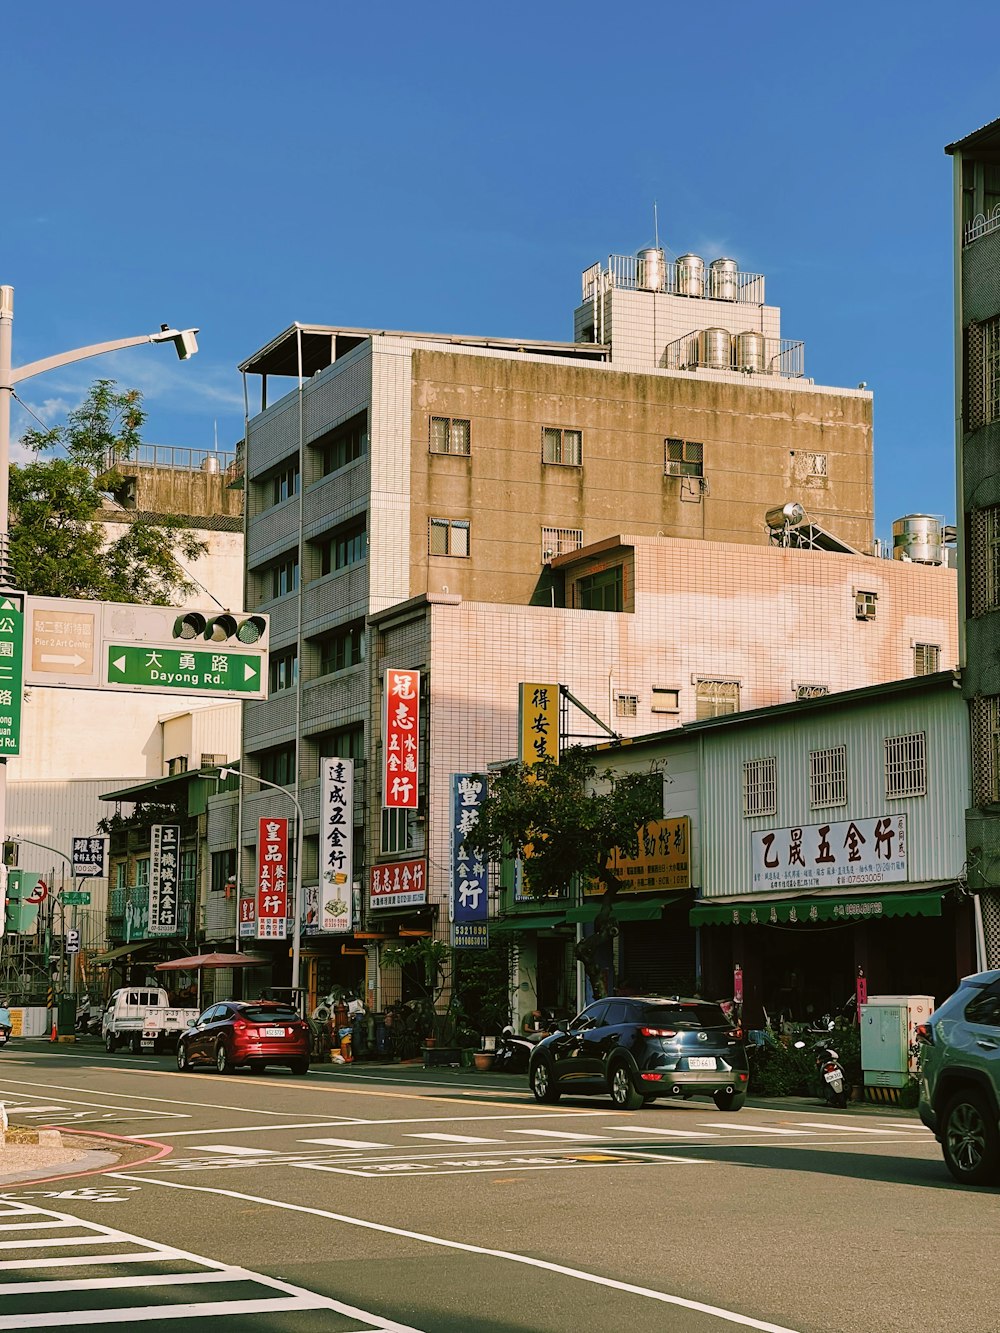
[0,285,199,966]
[217,767,304,1009]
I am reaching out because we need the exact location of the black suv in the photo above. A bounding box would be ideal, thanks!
[527,996,749,1111]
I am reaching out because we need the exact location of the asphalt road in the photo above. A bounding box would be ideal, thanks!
[0,1042,991,1333]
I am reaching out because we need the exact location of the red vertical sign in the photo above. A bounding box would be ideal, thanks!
[383,668,420,809]
[256,816,288,940]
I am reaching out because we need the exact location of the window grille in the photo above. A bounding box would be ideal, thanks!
[969,506,1000,615]
[615,693,638,718]
[795,684,829,700]
[429,518,470,557]
[651,687,680,714]
[200,753,227,769]
[855,590,877,620]
[984,316,1000,427]
[913,643,941,676]
[430,417,471,456]
[743,757,777,817]
[541,527,583,562]
[166,756,188,776]
[972,696,1000,805]
[884,732,927,799]
[665,438,704,478]
[810,746,847,808]
[542,427,582,466]
[793,451,828,482]
[695,678,739,720]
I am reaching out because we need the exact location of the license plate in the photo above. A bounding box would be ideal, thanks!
[688,1056,716,1070]
[824,1069,843,1085]
[262,1027,285,1037]
[140,1040,155,1049]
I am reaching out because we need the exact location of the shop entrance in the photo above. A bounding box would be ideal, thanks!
[759,925,855,1026]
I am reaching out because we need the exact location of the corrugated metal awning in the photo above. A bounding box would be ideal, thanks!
[690,887,950,927]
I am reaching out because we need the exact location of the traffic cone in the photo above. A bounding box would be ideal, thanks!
[49,1017,57,1042]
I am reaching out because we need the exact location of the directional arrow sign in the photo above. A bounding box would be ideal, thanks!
[106,645,265,698]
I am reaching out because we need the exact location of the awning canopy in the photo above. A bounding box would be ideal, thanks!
[567,898,675,923]
[92,940,159,965]
[492,913,567,933]
[690,888,949,927]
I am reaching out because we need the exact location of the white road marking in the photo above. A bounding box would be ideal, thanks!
[150,1109,611,1137]
[794,1121,897,1134]
[406,1133,505,1144]
[300,1136,392,1149]
[196,1145,278,1157]
[507,1129,605,1141]
[700,1124,809,1136]
[4,1106,68,1115]
[112,1172,801,1332]
[610,1125,718,1138]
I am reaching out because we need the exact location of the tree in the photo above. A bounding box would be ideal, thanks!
[9,379,207,602]
[473,747,662,1000]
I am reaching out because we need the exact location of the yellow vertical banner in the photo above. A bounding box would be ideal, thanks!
[518,683,559,765]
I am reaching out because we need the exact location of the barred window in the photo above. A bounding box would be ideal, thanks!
[884,732,927,799]
[855,590,878,620]
[695,678,739,720]
[743,757,777,817]
[665,438,704,478]
[914,643,941,676]
[984,316,1000,426]
[810,746,847,808]
[615,693,638,718]
[793,451,828,481]
[970,506,1000,615]
[542,427,582,466]
[972,697,1000,805]
[795,683,830,700]
[430,417,471,456]
[429,518,470,557]
[541,527,583,562]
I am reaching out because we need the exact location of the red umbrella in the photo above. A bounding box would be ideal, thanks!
[155,953,268,971]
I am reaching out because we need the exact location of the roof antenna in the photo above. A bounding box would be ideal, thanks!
[653,200,659,250]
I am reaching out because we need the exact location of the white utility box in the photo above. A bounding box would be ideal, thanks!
[860,994,934,1087]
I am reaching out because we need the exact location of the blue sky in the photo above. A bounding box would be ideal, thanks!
[6,2,1000,543]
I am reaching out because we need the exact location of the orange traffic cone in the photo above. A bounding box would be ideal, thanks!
[49,1018,57,1042]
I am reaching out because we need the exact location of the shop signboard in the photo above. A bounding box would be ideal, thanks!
[148,824,180,936]
[318,757,353,932]
[751,815,907,892]
[72,835,109,880]
[256,817,288,940]
[518,682,559,764]
[0,593,25,756]
[582,817,691,895]
[382,668,420,809]
[370,859,426,909]
[238,895,256,939]
[451,773,488,948]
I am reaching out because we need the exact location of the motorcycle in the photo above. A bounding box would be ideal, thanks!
[795,1024,850,1108]
[0,1026,9,1048]
[493,1010,563,1074]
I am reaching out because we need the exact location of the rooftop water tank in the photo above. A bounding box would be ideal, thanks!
[201,456,221,474]
[709,257,739,301]
[676,254,705,298]
[734,331,765,373]
[892,514,944,565]
[697,327,732,370]
[636,247,665,292]
[766,503,806,529]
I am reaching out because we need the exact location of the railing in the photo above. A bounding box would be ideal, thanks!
[582,255,765,305]
[965,205,1000,245]
[104,443,237,474]
[662,330,805,380]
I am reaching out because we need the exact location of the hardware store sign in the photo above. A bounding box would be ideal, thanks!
[751,815,907,892]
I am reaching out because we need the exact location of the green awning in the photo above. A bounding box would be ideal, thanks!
[690,888,948,928]
[492,913,567,933]
[92,939,161,964]
[567,895,682,923]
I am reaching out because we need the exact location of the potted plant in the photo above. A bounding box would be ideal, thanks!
[382,939,463,1066]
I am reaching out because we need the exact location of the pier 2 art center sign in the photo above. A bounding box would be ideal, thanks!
[751,815,907,892]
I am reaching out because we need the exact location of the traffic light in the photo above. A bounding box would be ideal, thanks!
[173,613,267,645]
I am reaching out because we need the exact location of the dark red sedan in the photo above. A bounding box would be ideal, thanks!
[176,1000,311,1075]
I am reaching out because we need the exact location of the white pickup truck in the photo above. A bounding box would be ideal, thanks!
[101,986,200,1055]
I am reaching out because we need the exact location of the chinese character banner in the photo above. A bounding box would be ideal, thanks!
[72,834,109,879]
[319,757,353,932]
[451,773,488,945]
[370,859,426,909]
[518,682,559,765]
[256,816,289,940]
[751,815,907,892]
[383,668,420,809]
[582,817,691,895]
[148,824,180,935]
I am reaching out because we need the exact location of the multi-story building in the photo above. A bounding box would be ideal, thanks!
[946,119,1000,968]
[233,243,956,1015]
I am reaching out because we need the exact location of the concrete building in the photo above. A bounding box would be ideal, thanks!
[232,242,957,1015]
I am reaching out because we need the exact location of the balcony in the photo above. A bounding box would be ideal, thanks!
[965,206,1000,246]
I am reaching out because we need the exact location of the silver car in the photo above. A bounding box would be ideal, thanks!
[918,969,1000,1185]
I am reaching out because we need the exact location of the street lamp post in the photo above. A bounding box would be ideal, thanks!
[0,287,198,965]
[218,768,304,1009]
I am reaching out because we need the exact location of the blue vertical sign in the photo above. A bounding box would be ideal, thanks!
[451,773,488,948]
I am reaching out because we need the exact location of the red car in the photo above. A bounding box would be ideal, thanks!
[176,1000,311,1075]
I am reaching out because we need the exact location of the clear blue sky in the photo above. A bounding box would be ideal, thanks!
[6,2,1000,544]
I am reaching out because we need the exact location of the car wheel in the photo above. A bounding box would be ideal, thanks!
[290,1058,310,1076]
[942,1088,1000,1185]
[215,1040,234,1075]
[609,1061,644,1110]
[176,1043,190,1072]
[713,1090,747,1112]
[104,1032,116,1054]
[530,1058,561,1103]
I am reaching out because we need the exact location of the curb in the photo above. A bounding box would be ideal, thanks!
[0,1150,119,1188]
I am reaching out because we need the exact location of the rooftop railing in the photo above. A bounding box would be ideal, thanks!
[104,443,237,474]
[582,255,766,305]
[662,329,805,380]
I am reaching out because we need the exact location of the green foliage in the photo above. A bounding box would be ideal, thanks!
[97,803,184,835]
[748,1025,863,1098]
[453,942,514,1036]
[9,379,206,602]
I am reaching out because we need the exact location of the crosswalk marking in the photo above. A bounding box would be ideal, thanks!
[699,1123,809,1136]
[299,1136,391,1149]
[795,1121,897,1134]
[196,1145,278,1157]
[406,1133,505,1144]
[609,1125,718,1138]
[507,1129,605,1141]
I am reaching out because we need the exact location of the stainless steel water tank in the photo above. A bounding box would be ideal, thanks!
[636,247,665,292]
[710,257,739,301]
[201,455,221,473]
[765,503,806,529]
[734,331,766,373]
[676,253,705,297]
[697,327,732,369]
[892,514,943,565]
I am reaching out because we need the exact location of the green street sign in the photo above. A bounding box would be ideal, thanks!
[0,594,25,756]
[106,644,264,697]
[63,891,91,905]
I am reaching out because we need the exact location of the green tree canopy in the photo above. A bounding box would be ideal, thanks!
[9,379,207,602]
[473,747,662,998]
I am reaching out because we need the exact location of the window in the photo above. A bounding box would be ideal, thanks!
[615,693,638,718]
[211,849,236,894]
[855,590,878,620]
[980,316,1000,427]
[965,982,1000,1028]
[810,746,847,808]
[665,438,704,478]
[317,620,366,675]
[884,732,927,799]
[743,757,777,817]
[381,807,417,855]
[429,417,471,456]
[577,566,623,612]
[316,413,368,477]
[311,723,365,765]
[320,518,367,575]
[970,506,1000,614]
[695,678,739,720]
[429,518,470,557]
[258,744,296,788]
[200,753,226,769]
[542,427,582,466]
[135,858,150,888]
[268,646,298,694]
[973,696,1000,805]
[541,527,583,562]
[269,554,299,599]
[651,687,680,714]
[792,451,828,483]
[270,462,300,506]
[115,861,128,891]
[795,684,830,700]
[166,756,188,776]
[914,643,941,675]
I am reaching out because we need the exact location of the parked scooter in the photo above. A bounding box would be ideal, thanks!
[493,1010,563,1074]
[795,1023,850,1108]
